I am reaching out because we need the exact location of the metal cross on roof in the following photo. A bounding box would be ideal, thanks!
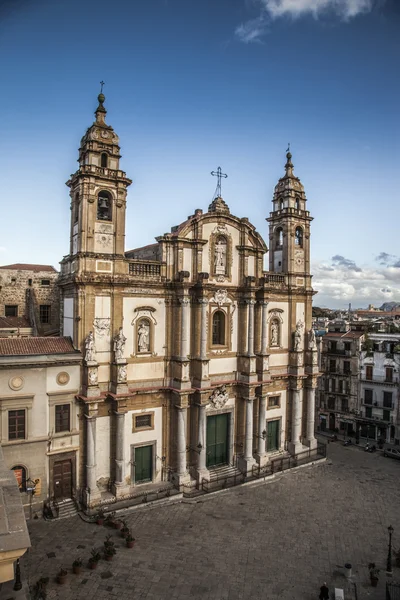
[211,166,228,198]
[100,80,105,93]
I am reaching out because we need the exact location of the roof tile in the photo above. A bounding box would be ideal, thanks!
[0,337,78,356]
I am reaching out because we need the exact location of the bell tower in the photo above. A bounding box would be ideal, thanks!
[267,151,312,279]
[66,90,132,263]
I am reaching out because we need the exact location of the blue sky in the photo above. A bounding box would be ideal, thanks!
[0,0,399,308]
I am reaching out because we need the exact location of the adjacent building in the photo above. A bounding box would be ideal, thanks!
[57,92,319,508]
[0,264,60,336]
[0,337,81,516]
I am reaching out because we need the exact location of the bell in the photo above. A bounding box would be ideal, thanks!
[98,198,108,209]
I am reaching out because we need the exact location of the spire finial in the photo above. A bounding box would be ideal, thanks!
[95,81,107,123]
[285,144,294,176]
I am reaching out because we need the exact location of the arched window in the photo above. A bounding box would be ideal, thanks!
[275,227,283,249]
[73,194,79,224]
[295,226,303,247]
[137,318,151,353]
[279,199,284,210]
[270,319,280,347]
[101,153,108,168]
[212,311,226,345]
[12,465,27,493]
[97,191,112,221]
[295,197,300,210]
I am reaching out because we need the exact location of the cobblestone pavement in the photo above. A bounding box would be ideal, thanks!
[19,440,400,600]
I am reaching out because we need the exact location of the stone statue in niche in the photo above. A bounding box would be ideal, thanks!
[308,328,316,351]
[270,321,279,346]
[294,320,304,351]
[214,236,227,275]
[85,331,96,362]
[113,327,127,361]
[137,320,150,353]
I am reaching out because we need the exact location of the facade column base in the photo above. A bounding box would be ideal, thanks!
[256,453,269,467]
[196,468,210,485]
[237,456,256,474]
[84,487,102,508]
[305,438,318,450]
[111,482,130,499]
[171,471,191,489]
[288,441,307,456]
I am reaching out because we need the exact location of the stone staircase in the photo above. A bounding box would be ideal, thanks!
[53,497,79,519]
[203,464,245,493]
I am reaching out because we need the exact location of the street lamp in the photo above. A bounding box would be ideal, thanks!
[387,525,394,575]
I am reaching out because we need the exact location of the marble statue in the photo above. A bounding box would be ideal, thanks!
[113,327,127,360]
[85,331,96,362]
[294,320,304,351]
[138,321,150,352]
[308,328,316,350]
[271,321,279,346]
[214,238,226,274]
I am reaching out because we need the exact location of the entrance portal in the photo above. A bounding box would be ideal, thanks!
[53,459,72,499]
[206,414,229,468]
[134,445,153,484]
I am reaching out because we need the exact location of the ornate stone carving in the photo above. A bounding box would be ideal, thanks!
[209,385,229,409]
[93,318,110,337]
[56,372,70,386]
[271,321,279,346]
[138,321,150,353]
[308,328,316,351]
[9,376,24,391]
[117,364,127,383]
[294,320,304,351]
[85,331,96,362]
[210,289,232,307]
[113,327,127,361]
[214,237,227,275]
[88,367,98,386]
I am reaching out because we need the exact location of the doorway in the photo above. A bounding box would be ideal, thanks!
[53,459,72,499]
[206,414,229,467]
[134,445,153,484]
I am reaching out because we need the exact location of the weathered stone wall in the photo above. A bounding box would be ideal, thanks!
[0,267,60,335]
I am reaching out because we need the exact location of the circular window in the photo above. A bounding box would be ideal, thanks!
[9,376,24,391]
[56,372,70,386]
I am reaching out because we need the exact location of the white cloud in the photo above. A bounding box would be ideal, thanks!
[313,259,400,308]
[235,0,378,43]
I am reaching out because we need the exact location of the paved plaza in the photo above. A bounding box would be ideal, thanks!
[18,440,400,600]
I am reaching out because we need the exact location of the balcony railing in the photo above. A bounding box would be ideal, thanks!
[80,164,127,179]
[361,374,398,384]
[327,348,352,356]
[363,400,394,410]
[261,273,287,286]
[360,413,394,423]
[128,261,162,279]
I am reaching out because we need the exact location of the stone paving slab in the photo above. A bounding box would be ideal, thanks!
[7,440,400,600]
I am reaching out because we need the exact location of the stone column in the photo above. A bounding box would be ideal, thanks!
[247,300,256,357]
[244,399,254,460]
[180,297,190,360]
[85,415,100,505]
[199,298,208,359]
[306,387,317,449]
[197,404,207,472]
[114,412,125,485]
[257,396,267,456]
[289,388,302,455]
[260,301,268,353]
[176,407,187,476]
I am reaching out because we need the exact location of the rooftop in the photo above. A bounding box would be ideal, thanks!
[0,263,57,273]
[0,316,31,329]
[0,337,78,356]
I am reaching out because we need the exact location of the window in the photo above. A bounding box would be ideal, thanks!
[41,279,50,286]
[212,311,226,345]
[28,278,32,286]
[295,227,303,247]
[97,190,112,221]
[132,412,154,432]
[8,410,25,440]
[364,389,373,404]
[338,380,343,393]
[343,361,350,374]
[330,379,336,392]
[341,398,348,412]
[74,194,79,224]
[385,367,393,383]
[268,396,280,408]
[383,409,391,422]
[295,197,300,210]
[279,199,283,210]
[383,391,393,409]
[55,404,70,433]
[366,365,373,381]
[12,466,27,493]
[329,341,337,352]
[275,227,283,248]
[101,153,108,168]
[5,305,18,317]
[365,407,372,418]
[328,397,335,410]
[39,305,51,324]
[324,378,329,391]
[344,342,351,352]
[329,360,336,373]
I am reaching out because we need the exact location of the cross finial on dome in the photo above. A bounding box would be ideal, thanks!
[95,81,107,124]
[285,144,294,177]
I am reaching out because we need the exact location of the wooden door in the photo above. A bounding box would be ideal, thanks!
[135,445,153,484]
[206,414,228,467]
[53,459,72,499]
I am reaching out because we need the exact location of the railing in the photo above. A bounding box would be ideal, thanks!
[202,469,245,493]
[128,261,161,279]
[360,413,393,424]
[80,164,127,179]
[262,273,287,285]
[327,348,352,356]
[363,401,394,410]
[361,374,398,384]
[252,444,326,479]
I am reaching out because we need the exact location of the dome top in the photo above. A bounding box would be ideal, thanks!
[274,148,305,195]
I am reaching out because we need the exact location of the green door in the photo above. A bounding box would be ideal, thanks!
[267,420,280,452]
[206,414,229,467]
[135,445,153,483]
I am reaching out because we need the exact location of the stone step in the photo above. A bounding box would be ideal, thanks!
[53,498,78,519]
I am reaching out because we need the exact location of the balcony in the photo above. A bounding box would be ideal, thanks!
[361,374,398,385]
[326,348,352,357]
[363,400,394,410]
[128,261,162,281]
[80,164,128,180]
[261,273,287,287]
[359,412,394,424]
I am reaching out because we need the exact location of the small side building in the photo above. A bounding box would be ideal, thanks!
[0,337,82,516]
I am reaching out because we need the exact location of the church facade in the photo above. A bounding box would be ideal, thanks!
[59,92,319,507]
